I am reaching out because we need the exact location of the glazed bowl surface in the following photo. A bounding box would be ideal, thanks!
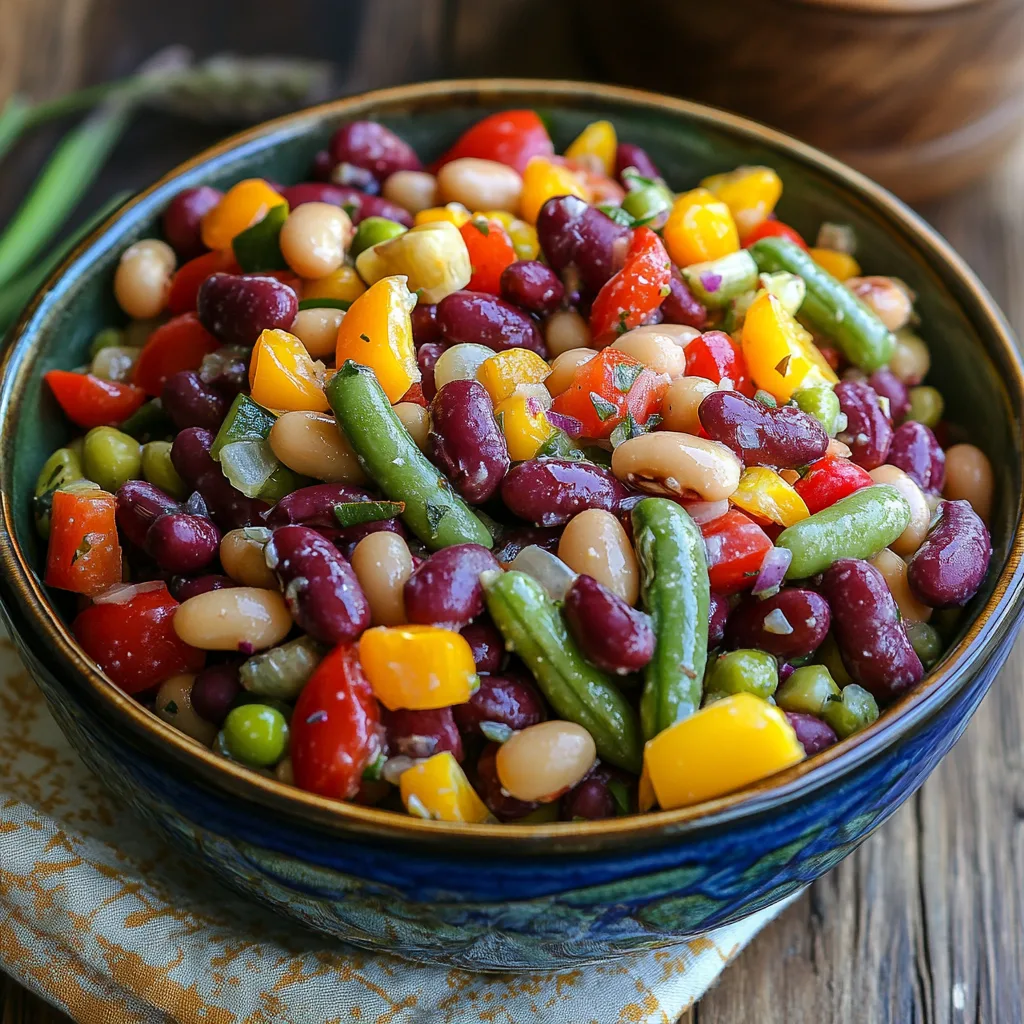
[1,80,1023,970]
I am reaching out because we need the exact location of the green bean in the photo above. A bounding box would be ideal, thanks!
[906,385,944,428]
[775,665,841,716]
[792,384,841,436]
[141,441,187,499]
[350,216,407,257]
[232,203,288,272]
[821,684,879,739]
[119,398,175,442]
[240,636,324,700]
[681,250,759,308]
[706,649,779,701]
[82,426,142,493]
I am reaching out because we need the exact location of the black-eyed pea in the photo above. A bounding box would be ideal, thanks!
[268,411,368,484]
[558,508,639,605]
[495,721,597,802]
[611,431,742,502]
[869,465,930,557]
[220,527,277,588]
[173,587,293,652]
[155,673,218,746]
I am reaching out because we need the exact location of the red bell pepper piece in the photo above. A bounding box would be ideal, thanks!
[589,227,672,347]
[684,330,755,396]
[167,249,239,314]
[741,218,808,250]
[45,370,146,428]
[794,454,874,514]
[72,583,205,694]
[45,489,122,596]
[290,643,384,800]
[550,347,668,440]
[132,313,221,396]
[700,509,773,594]
[399,381,428,407]
[460,217,517,295]
[435,110,553,175]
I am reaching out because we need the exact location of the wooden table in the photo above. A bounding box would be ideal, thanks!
[2,1,1022,1020]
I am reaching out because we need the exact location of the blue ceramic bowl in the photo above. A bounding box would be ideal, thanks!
[1,81,1023,971]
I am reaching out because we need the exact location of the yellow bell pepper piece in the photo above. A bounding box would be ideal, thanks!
[663,187,740,269]
[478,211,539,259]
[494,391,557,461]
[731,466,809,527]
[565,120,617,176]
[741,292,837,402]
[477,348,551,405]
[249,329,328,412]
[519,158,589,225]
[700,166,782,239]
[302,264,366,305]
[335,276,419,403]
[355,221,471,304]
[638,760,657,813]
[359,624,478,711]
[413,203,472,228]
[200,179,287,251]
[399,752,491,823]
[644,693,804,810]
[809,247,861,282]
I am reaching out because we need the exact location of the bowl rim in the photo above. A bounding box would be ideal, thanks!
[2,77,1023,853]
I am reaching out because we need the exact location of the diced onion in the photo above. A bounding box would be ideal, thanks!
[220,439,277,498]
[92,580,166,605]
[507,545,577,600]
[752,546,792,599]
[682,499,730,525]
[763,608,794,635]
[547,410,583,437]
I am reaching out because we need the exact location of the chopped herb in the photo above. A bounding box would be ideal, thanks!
[615,310,630,335]
[659,284,671,297]
[359,333,371,344]
[471,218,490,236]
[425,502,447,536]
[598,204,635,227]
[589,392,618,422]
[610,412,661,447]
[361,750,388,781]
[753,390,778,408]
[298,297,350,311]
[333,500,406,527]
[494,410,505,433]
[71,534,94,564]
[611,361,643,394]
[163,700,178,716]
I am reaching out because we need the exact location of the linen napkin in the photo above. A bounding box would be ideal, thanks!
[0,626,796,1023]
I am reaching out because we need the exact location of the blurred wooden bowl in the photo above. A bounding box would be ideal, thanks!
[583,0,1024,201]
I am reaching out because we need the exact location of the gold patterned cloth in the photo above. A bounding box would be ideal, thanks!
[0,629,795,1023]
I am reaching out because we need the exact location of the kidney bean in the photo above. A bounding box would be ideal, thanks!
[887,421,945,493]
[199,345,250,398]
[500,260,564,316]
[836,380,893,470]
[145,512,220,574]
[907,499,992,608]
[197,273,298,348]
[281,182,350,209]
[660,269,709,330]
[435,290,546,356]
[311,149,334,181]
[383,706,463,762]
[412,303,441,347]
[785,711,838,755]
[191,662,242,725]
[454,672,546,737]
[171,574,236,601]
[501,458,631,527]
[328,120,422,182]
[265,525,370,644]
[265,483,376,530]
[116,480,180,548]
[416,341,444,401]
[699,390,828,469]
[708,591,729,647]
[561,773,617,821]
[474,741,538,820]
[170,427,269,530]
[492,525,562,562]
[282,182,414,228]
[868,368,910,424]
[563,574,654,675]
[162,370,229,432]
[460,618,505,674]
[614,142,662,184]
[819,558,924,701]
[725,589,831,659]
[403,543,500,627]
[426,379,510,503]
[162,186,222,261]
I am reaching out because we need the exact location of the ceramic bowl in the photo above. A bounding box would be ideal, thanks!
[1,81,1022,971]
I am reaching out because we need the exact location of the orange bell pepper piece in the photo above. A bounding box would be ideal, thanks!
[249,329,329,412]
[809,247,861,282]
[663,187,740,268]
[460,216,517,294]
[701,166,782,239]
[200,179,287,251]
[45,489,122,596]
[399,752,492,823]
[519,157,589,225]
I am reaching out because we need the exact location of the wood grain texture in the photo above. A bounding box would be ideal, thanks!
[1,2,1023,1022]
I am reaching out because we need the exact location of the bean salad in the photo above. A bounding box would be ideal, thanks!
[36,111,995,822]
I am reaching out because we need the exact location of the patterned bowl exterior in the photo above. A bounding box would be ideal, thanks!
[1,82,1023,970]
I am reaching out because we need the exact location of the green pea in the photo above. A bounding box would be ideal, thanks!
[82,426,142,493]
[816,632,852,686]
[222,704,290,767]
[350,216,407,257]
[905,621,943,667]
[33,447,84,537]
[707,649,779,701]
[906,385,944,428]
[141,440,187,499]
[930,606,963,642]
[821,684,879,739]
[622,184,672,225]
[89,326,124,358]
[793,385,841,437]
[68,436,85,461]
[775,664,841,716]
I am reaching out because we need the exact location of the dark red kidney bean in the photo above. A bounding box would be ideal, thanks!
[191,662,242,725]
[427,380,510,503]
[454,672,547,737]
[492,526,562,563]
[460,618,505,674]
[265,483,376,530]
[328,120,422,181]
[699,390,828,469]
[170,427,269,530]
[501,458,631,527]
[383,707,463,762]
[868,368,910,424]
[145,512,220,574]
[724,589,831,659]
[311,149,334,181]
[116,481,180,548]
[785,712,837,755]
[835,380,893,470]
[474,742,538,820]
[403,544,500,627]
[887,421,945,493]
[199,345,250,398]
[411,303,441,347]
[561,774,617,821]
[171,574,236,601]
[265,525,370,644]
[908,499,992,608]
[500,260,565,316]
[819,558,923,701]
[614,143,662,183]
[660,269,708,330]
[161,370,229,432]
[197,273,298,348]
[563,574,655,674]
[708,591,729,647]
[161,186,222,261]
[435,291,546,356]
[417,341,444,401]
[328,160,380,194]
